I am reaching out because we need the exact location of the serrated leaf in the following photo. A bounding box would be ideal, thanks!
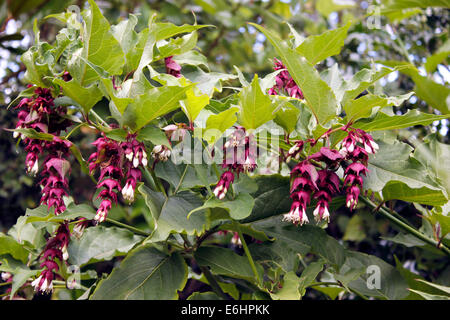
[204,107,239,145]
[53,78,103,114]
[127,85,191,131]
[238,74,276,130]
[251,23,338,125]
[70,0,125,85]
[364,141,448,205]
[296,22,351,65]
[354,109,449,131]
[91,245,187,299]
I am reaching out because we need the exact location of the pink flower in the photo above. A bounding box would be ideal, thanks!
[213,171,235,200]
[165,56,182,78]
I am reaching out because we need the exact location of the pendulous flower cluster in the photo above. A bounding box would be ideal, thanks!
[32,222,70,294]
[14,87,73,215]
[214,127,257,200]
[88,133,147,223]
[283,128,378,225]
[268,58,304,99]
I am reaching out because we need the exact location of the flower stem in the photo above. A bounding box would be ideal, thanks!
[105,218,150,237]
[236,223,261,285]
[199,266,231,300]
[359,196,450,256]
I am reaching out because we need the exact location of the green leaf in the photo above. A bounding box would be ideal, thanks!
[273,97,301,134]
[9,268,39,300]
[341,66,402,105]
[354,110,449,132]
[21,46,52,87]
[145,191,208,242]
[381,181,448,206]
[184,68,237,96]
[424,39,450,74]
[298,261,325,296]
[127,85,191,131]
[194,246,261,281]
[237,74,276,130]
[91,245,187,299]
[53,78,103,114]
[250,23,339,125]
[153,23,212,41]
[136,126,171,147]
[344,92,413,122]
[155,162,217,190]
[382,0,450,10]
[99,78,133,115]
[0,233,29,263]
[364,141,448,205]
[412,73,450,114]
[188,193,255,220]
[180,80,210,122]
[26,203,96,224]
[204,107,239,145]
[341,251,409,299]
[382,233,426,247]
[157,32,198,59]
[408,289,450,300]
[70,0,125,85]
[414,134,450,196]
[296,22,351,65]
[414,279,450,295]
[270,271,301,300]
[240,175,291,223]
[68,226,143,267]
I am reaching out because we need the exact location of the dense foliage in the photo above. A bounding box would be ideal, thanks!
[0,0,449,300]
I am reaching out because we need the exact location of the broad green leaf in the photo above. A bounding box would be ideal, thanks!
[341,66,402,105]
[7,216,45,249]
[296,22,351,65]
[155,161,217,190]
[382,233,426,247]
[91,245,187,299]
[341,251,409,299]
[195,246,262,281]
[111,14,138,59]
[173,51,209,69]
[408,289,450,300]
[68,226,143,267]
[180,80,210,122]
[414,134,450,196]
[184,67,237,96]
[354,110,449,132]
[364,141,448,205]
[249,239,304,273]
[298,261,325,296]
[26,203,96,224]
[21,46,52,87]
[273,97,301,133]
[145,191,208,242]
[10,268,39,300]
[344,93,413,122]
[270,271,301,300]
[204,107,239,145]
[412,73,450,114]
[0,233,29,263]
[157,32,198,59]
[252,218,346,269]
[188,193,255,220]
[424,39,450,74]
[127,85,191,131]
[250,23,338,125]
[99,78,133,115]
[238,74,276,129]
[381,181,448,206]
[53,78,103,114]
[153,23,212,41]
[136,126,171,147]
[240,175,291,223]
[414,279,450,295]
[70,0,125,85]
